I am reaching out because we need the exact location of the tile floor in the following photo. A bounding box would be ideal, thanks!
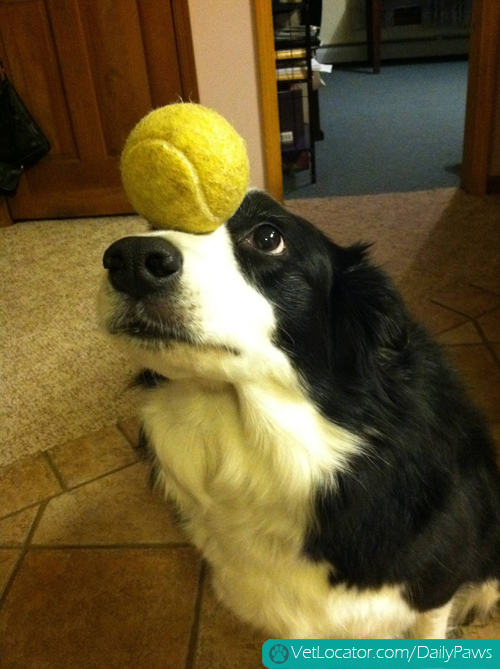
[1,286,500,668]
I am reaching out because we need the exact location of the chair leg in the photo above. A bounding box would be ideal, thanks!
[366,0,382,73]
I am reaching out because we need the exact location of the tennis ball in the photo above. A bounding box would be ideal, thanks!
[120,103,249,234]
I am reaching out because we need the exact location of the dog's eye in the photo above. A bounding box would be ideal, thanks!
[248,225,285,255]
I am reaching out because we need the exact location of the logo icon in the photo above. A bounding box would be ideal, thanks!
[269,643,289,664]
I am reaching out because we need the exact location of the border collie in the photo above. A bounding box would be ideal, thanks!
[99,190,500,639]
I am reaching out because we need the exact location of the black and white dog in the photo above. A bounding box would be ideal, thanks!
[99,190,500,639]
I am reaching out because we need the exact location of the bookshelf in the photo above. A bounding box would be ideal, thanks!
[273,0,324,184]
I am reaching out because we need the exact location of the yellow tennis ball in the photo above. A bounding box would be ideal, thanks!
[120,103,249,234]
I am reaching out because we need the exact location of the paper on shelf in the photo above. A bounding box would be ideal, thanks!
[311,57,332,73]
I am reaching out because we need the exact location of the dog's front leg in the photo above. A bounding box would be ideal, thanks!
[408,601,453,639]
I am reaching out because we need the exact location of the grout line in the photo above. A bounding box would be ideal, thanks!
[474,304,500,319]
[470,320,484,341]
[116,419,140,449]
[433,317,472,338]
[63,460,141,493]
[474,321,500,372]
[441,342,485,348]
[0,500,44,524]
[42,450,68,493]
[0,460,140,524]
[27,543,192,550]
[468,282,500,301]
[116,422,135,447]
[430,298,500,322]
[491,348,500,371]
[185,560,207,669]
[23,501,47,546]
[429,299,478,320]
[0,500,48,612]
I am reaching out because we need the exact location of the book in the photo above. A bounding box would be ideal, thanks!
[276,48,307,60]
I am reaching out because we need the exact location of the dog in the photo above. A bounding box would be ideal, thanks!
[99,190,500,639]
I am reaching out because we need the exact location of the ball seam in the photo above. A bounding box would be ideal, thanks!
[155,140,220,225]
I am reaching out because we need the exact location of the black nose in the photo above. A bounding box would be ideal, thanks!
[103,236,182,299]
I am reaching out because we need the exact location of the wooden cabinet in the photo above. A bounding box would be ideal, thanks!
[0,0,197,220]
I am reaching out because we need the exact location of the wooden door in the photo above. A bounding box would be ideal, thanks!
[0,0,198,220]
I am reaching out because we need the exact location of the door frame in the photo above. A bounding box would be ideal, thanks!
[172,0,199,103]
[254,0,283,202]
[461,0,500,195]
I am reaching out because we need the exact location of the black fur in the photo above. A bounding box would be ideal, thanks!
[229,191,500,612]
[131,368,168,389]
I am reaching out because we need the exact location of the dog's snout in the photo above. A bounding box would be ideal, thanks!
[103,236,182,299]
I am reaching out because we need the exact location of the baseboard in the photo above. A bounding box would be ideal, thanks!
[317,37,469,65]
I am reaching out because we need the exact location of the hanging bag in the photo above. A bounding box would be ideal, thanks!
[0,60,51,196]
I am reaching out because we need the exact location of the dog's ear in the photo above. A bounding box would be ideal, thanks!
[328,243,410,377]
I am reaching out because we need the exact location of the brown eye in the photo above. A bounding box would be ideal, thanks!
[248,225,285,255]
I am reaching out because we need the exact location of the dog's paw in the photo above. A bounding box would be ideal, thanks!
[269,643,289,664]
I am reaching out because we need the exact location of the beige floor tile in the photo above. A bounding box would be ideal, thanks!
[0,547,200,669]
[446,345,500,423]
[432,285,500,318]
[409,300,467,335]
[118,416,142,449]
[0,506,39,546]
[48,426,138,489]
[477,308,500,344]
[195,576,267,669]
[0,549,21,598]
[32,462,186,545]
[0,454,61,520]
[436,321,482,345]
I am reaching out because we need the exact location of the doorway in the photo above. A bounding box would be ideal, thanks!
[284,56,469,198]
[284,1,471,199]
[254,0,500,200]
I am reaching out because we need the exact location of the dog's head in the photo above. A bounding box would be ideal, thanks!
[99,190,407,392]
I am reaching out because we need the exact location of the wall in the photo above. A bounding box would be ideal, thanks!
[187,0,266,189]
[318,0,470,63]
[320,0,366,47]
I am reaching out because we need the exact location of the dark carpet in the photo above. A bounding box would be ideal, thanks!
[284,59,469,198]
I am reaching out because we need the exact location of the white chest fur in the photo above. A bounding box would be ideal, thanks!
[141,379,417,638]
[142,378,358,553]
